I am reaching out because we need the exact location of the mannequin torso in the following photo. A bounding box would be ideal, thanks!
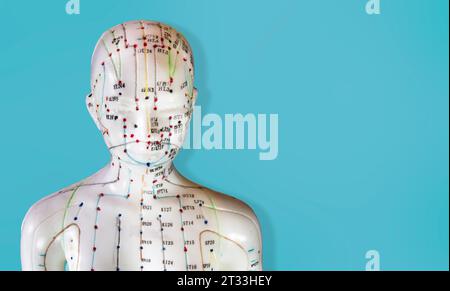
[21,20,262,271]
[21,158,262,271]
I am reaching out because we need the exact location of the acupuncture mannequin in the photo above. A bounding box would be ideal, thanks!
[21,20,262,271]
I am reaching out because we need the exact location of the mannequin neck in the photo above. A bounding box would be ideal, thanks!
[109,155,174,184]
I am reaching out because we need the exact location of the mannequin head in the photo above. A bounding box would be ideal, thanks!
[87,21,197,167]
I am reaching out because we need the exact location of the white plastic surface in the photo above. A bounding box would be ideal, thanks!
[20,20,262,271]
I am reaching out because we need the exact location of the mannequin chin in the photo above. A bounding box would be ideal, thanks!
[21,20,262,271]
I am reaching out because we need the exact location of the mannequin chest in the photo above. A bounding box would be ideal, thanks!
[62,191,237,271]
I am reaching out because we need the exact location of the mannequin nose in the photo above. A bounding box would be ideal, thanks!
[127,109,151,139]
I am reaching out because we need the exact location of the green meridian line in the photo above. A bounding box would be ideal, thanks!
[184,64,194,98]
[62,184,82,229]
[204,195,222,270]
[168,50,176,78]
[169,36,181,79]
[60,184,82,248]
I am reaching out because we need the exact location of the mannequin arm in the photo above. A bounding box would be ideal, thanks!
[205,199,263,271]
[21,203,67,271]
[233,213,263,271]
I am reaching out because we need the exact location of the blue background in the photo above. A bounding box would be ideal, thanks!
[0,0,448,270]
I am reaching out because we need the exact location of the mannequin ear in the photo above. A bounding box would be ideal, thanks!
[86,92,101,130]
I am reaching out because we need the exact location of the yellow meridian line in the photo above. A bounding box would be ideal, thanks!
[141,21,152,135]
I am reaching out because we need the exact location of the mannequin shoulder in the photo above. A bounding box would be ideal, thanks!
[22,168,109,230]
[169,174,260,225]
[198,187,263,268]
[199,187,261,231]
[21,181,84,232]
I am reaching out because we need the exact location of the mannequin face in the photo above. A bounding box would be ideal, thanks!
[86,21,196,167]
